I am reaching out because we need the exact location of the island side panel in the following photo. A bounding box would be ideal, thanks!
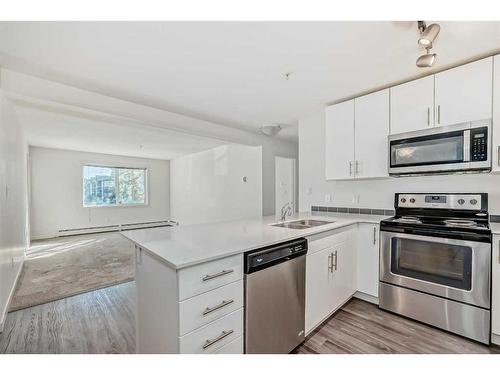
[135,245,179,353]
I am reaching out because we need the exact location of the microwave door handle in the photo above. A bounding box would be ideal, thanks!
[463,130,470,162]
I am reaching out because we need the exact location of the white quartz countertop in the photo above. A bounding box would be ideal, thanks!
[121,212,388,270]
[490,222,500,235]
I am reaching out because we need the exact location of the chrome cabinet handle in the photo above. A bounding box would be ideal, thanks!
[202,329,234,350]
[349,161,353,176]
[497,146,500,167]
[437,105,441,124]
[328,252,334,273]
[203,299,234,316]
[332,250,338,271]
[202,269,234,282]
[373,227,377,245]
[427,107,430,126]
[355,160,359,176]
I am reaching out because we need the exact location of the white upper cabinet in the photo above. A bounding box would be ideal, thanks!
[434,57,493,127]
[390,75,435,134]
[354,89,390,179]
[325,100,355,180]
[492,55,500,172]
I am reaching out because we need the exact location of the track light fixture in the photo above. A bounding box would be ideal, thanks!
[416,21,440,68]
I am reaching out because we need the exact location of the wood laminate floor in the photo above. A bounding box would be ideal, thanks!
[0,282,136,354]
[295,298,500,354]
[1,283,498,354]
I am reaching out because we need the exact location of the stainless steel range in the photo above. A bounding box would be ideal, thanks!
[379,193,492,344]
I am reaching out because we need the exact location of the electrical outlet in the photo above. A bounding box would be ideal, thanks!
[325,194,331,203]
[307,187,312,196]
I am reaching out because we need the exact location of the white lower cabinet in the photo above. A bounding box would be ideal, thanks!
[492,235,500,340]
[305,226,357,334]
[135,247,244,353]
[356,223,380,298]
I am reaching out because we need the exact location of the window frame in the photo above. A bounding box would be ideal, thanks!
[82,163,149,208]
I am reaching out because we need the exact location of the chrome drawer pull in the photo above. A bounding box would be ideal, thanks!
[202,329,234,350]
[202,269,234,282]
[203,299,234,316]
[332,250,338,271]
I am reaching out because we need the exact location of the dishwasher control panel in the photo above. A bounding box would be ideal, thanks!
[244,238,307,274]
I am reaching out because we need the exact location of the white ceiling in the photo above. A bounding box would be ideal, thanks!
[1,21,500,142]
[13,100,228,160]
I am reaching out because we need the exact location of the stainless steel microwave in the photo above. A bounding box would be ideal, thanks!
[388,120,491,176]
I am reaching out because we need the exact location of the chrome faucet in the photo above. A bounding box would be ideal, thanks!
[280,202,293,222]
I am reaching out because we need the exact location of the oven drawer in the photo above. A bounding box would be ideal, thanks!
[380,230,491,308]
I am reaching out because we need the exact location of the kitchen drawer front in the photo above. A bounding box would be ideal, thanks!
[179,308,244,354]
[178,254,243,300]
[307,226,351,255]
[179,280,244,335]
[213,335,244,354]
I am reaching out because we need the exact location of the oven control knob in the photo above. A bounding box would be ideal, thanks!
[458,199,465,205]
[400,198,406,203]
[470,199,478,205]
[409,198,415,203]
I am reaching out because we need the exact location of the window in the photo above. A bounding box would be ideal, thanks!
[83,165,147,207]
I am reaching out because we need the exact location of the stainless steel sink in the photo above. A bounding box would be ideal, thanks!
[271,219,335,229]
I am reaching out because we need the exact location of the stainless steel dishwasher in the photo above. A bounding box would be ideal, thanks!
[244,238,307,354]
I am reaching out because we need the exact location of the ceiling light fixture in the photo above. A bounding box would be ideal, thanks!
[416,49,437,68]
[416,21,440,68]
[260,124,282,137]
[418,22,440,48]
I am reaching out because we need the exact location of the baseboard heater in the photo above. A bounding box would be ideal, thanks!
[58,220,178,237]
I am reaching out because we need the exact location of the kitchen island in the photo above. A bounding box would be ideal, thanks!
[121,212,387,353]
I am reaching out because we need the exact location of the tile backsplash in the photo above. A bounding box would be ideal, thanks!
[311,206,395,216]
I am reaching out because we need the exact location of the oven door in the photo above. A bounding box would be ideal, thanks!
[380,231,491,308]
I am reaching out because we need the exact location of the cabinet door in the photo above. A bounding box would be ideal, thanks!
[357,223,379,297]
[331,234,357,309]
[435,57,493,127]
[493,55,500,172]
[390,75,434,134]
[325,100,355,180]
[354,89,390,179]
[305,246,335,334]
[492,236,500,336]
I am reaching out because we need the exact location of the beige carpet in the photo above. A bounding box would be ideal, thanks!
[9,232,134,312]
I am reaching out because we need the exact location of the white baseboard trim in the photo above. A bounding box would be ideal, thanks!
[353,291,379,305]
[492,333,500,346]
[0,257,24,333]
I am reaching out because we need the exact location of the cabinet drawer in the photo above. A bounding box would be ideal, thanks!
[178,254,243,300]
[179,280,244,335]
[179,308,244,354]
[307,227,351,255]
[213,335,244,354]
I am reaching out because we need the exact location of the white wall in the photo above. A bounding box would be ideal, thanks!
[299,110,500,213]
[29,147,170,239]
[2,69,298,216]
[0,93,27,330]
[170,144,262,225]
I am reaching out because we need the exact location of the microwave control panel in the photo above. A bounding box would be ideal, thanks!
[470,127,488,162]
